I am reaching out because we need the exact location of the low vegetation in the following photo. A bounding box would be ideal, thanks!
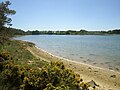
[0,60,90,90]
[0,36,46,67]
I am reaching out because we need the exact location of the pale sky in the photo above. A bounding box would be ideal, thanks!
[1,0,120,31]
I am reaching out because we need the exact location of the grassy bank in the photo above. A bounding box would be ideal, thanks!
[0,36,46,68]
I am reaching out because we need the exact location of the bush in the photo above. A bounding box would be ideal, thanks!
[0,52,11,61]
[0,52,93,90]
[0,60,91,90]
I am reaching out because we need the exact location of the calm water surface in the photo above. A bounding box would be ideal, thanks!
[15,35,120,71]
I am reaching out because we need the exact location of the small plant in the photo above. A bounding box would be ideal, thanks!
[0,52,11,61]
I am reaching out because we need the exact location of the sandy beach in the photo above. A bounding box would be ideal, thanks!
[27,45,120,90]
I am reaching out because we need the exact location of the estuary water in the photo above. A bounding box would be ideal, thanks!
[15,35,120,71]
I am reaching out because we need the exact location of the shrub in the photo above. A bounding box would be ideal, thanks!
[0,52,11,61]
[0,60,91,90]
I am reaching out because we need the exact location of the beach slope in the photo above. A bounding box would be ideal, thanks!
[27,45,120,90]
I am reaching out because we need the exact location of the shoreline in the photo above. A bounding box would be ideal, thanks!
[35,46,120,74]
[26,43,120,90]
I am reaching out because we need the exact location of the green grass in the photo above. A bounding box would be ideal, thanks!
[0,37,47,68]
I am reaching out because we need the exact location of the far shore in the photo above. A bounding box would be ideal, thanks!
[25,41,120,90]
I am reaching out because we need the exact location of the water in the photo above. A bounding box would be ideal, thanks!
[14,35,120,71]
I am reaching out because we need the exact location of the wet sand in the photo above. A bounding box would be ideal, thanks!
[27,45,120,90]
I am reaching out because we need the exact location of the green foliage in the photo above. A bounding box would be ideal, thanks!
[31,30,40,35]
[0,37,46,69]
[108,29,120,34]
[0,57,91,90]
[0,1,16,29]
[0,26,26,37]
[0,39,33,63]
[26,29,120,35]
[0,36,9,45]
[0,51,11,61]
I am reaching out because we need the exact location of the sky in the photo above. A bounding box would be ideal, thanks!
[1,0,120,31]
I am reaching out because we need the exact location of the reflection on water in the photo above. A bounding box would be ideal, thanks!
[15,35,120,72]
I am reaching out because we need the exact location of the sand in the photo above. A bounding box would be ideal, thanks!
[27,45,120,90]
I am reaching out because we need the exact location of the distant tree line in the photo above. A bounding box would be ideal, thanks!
[26,29,120,35]
[1,27,120,36]
[0,27,26,37]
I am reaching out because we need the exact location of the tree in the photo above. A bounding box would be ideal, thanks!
[0,1,16,29]
[31,30,40,35]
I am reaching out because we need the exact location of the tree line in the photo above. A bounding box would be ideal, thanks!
[26,29,120,35]
[1,27,120,36]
